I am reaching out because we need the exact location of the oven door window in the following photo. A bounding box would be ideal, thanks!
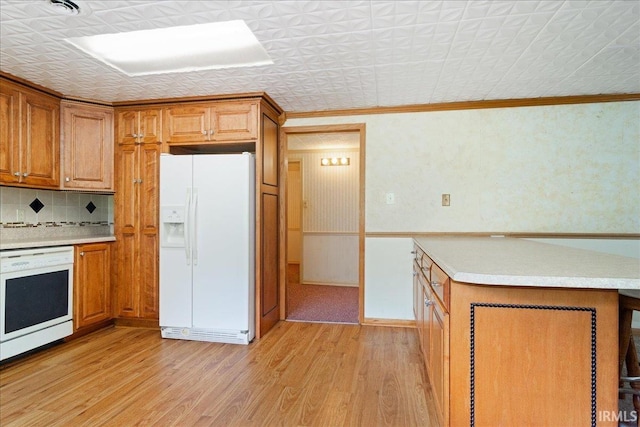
[5,270,69,334]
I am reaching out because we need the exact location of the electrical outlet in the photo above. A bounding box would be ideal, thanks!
[16,209,25,222]
[442,194,450,206]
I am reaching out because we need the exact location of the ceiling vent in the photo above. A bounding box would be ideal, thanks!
[48,0,81,16]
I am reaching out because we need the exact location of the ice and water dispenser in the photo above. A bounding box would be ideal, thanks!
[161,206,186,247]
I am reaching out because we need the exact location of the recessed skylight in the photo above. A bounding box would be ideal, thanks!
[64,20,273,76]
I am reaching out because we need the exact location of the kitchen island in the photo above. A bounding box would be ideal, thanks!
[412,236,639,427]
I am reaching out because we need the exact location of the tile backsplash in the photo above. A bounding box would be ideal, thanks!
[0,186,113,226]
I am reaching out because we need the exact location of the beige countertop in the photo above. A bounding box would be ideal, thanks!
[414,236,640,290]
[0,235,115,250]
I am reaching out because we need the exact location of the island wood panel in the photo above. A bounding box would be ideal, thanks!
[448,282,618,427]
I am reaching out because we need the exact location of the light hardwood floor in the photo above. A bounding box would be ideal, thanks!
[0,322,437,426]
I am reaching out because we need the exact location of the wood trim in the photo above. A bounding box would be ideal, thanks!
[362,318,416,328]
[65,320,114,341]
[281,124,367,134]
[358,124,366,324]
[365,231,640,239]
[303,231,359,236]
[0,71,63,98]
[113,318,160,329]
[301,281,358,288]
[286,93,640,119]
[113,92,283,113]
[60,97,113,108]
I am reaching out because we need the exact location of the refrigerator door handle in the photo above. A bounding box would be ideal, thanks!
[192,188,198,265]
[184,188,191,265]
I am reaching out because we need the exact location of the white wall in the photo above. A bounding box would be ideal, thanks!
[285,101,640,320]
[286,101,640,233]
[364,237,414,320]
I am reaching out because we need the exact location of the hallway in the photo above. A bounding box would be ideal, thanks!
[286,264,358,324]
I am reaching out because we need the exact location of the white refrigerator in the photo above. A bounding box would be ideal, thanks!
[159,153,255,345]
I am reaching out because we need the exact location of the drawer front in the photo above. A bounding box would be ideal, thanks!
[421,253,433,281]
[430,263,450,312]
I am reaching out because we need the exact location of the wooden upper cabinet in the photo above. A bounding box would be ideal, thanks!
[0,78,60,188]
[0,84,19,184]
[61,101,114,191]
[163,101,258,145]
[116,108,162,145]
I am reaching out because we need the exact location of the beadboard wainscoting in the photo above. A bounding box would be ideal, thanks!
[288,149,359,286]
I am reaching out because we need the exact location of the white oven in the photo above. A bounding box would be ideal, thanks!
[0,246,74,361]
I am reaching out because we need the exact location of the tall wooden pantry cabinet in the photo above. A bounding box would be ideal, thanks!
[113,95,282,338]
[113,108,162,323]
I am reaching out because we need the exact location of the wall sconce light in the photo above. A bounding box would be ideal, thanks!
[321,157,350,166]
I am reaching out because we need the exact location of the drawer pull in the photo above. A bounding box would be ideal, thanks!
[424,298,434,307]
[431,281,442,287]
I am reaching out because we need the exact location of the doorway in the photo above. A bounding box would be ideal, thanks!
[281,124,365,324]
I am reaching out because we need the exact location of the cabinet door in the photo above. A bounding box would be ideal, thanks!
[0,85,20,183]
[117,109,162,145]
[61,102,114,190]
[422,280,433,369]
[163,105,210,144]
[431,301,447,426]
[21,90,59,187]
[210,102,258,142]
[75,243,111,329]
[139,144,160,319]
[114,144,139,317]
[139,109,162,144]
[116,110,139,145]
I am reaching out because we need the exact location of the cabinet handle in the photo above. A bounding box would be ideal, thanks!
[209,129,214,135]
[139,133,144,138]
[201,130,207,135]
[424,298,434,307]
[412,271,418,276]
[22,172,28,177]
[65,177,70,182]
[13,172,20,176]
[431,281,441,287]
[80,252,85,256]
[132,133,138,138]
[410,250,416,254]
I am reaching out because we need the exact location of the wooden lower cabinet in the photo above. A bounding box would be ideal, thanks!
[74,243,111,331]
[414,243,618,427]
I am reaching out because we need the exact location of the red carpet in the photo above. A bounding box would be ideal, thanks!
[286,264,358,324]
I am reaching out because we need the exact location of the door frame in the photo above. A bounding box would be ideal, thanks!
[279,124,366,323]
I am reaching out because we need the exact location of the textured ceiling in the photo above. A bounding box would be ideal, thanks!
[0,0,638,113]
